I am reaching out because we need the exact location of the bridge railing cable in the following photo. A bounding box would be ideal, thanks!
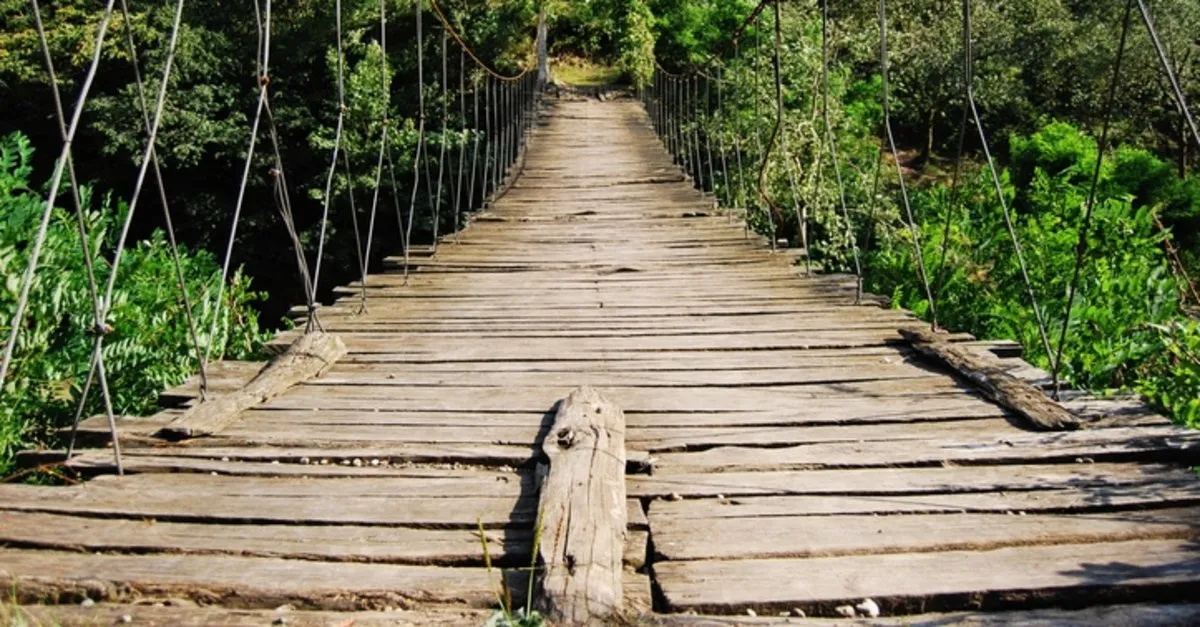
[642,0,866,291]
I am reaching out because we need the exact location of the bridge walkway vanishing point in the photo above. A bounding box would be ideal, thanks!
[3,97,1200,626]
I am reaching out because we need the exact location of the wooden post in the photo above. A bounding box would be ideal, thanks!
[535,386,627,625]
[901,328,1079,431]
[159,332,346,439]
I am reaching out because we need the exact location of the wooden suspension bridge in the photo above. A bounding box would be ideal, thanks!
[3,96,1200,626]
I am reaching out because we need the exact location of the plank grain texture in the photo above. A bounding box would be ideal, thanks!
[901,328,1078,430]
[160,332,347,438]
[536,386,628,625]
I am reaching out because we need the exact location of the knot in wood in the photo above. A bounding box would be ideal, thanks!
[556,427,575,449]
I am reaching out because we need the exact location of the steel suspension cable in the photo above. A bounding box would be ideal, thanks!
[453,48,466,241]
[469,75,481,212]
[403,0,427,280]
[704,75,716,197]
[932,0,973,310]
[432,29,448,246]
[28,0,121,461]
[1134,0,1200,152]
[820,0,863,301]
[312,0,350,327]
[955,0,1055,361]
[754,0,786,251]
[878,0,938,327]
[115,0,207,389]
[0,0,118,396]
[1051,0,1135,395]
[360,0,393,305]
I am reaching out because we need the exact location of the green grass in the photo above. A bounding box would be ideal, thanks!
[552,58,622,87]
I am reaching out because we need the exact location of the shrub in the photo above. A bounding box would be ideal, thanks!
[0,132,269,473]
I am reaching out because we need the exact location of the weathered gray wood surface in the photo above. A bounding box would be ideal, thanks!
[536,386,628,625]
[160,332,346,438]
[901,327,1078,430]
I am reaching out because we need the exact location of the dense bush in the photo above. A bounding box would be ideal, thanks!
[0,132,269,473]
[658,2,1200,427]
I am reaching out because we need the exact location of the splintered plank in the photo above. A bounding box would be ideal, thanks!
[161,333,347,438]
[0,549,503,610]
[536,387,627,624]
[653,539,1200,615]
[902,328,1077,431]
[651,508,1200,561]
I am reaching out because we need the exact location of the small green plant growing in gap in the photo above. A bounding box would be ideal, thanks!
[479,508,546,627]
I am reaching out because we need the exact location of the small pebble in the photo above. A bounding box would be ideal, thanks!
[118,614,133,624]
[270,460,279,465]
[387,373,397,379]
[856,598,881,618]
[370,459,380,466]
[340,460,352,466]
[320,459,330,465]
[834,605,856,618]
[791,608,806,618]
[352,458,363,467]
[666,492,682,502]
[299,457,310,465]
[746,608,756,617]
[80,598,95,608]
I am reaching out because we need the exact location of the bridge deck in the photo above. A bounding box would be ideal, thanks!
[3,98,1199,625]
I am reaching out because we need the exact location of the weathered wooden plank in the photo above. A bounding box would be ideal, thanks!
[0,548,503,609]
[161,333,347,438]
[652,507,1200,561]
[0,510,530,566]
[648,481,1200,519]
[653,539,1200,615]
[629,463,1194,498]
[644,604,1200,626]
[901,328,1078,431]
[307,364,940,389]
[647,424,1200,469]
[536,387,627,625]
[4,605,491,627]
[0,487,530,527]
[158,361,264,407]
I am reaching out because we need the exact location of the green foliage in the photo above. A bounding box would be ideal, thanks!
[616,0,655,87]
[0,132,268,473]
[866,121,1193,403]
[657,0,1200,428]
[1138,321,1200,428]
